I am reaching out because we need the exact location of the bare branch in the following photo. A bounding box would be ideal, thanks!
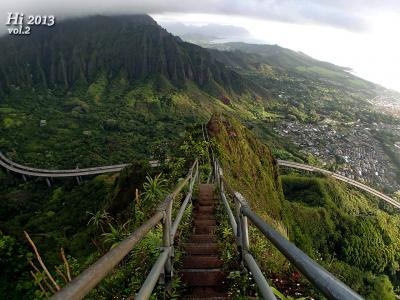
[30,271,49,297]
[28,260,40,273]
[55,266,68,284]
[29,261,55,293]
[24,231,60,291]
[60,248,72,282]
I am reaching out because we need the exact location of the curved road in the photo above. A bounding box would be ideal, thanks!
[1,151,398,208]
[0,151,159,178]
[277,160,400,209]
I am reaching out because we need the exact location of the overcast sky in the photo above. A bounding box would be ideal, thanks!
[2,0,400,92]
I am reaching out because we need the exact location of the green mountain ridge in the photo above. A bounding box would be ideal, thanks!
[0,15,263,96]
[0,13,399,300]
[204,41,377,92]
[1,14,395,172]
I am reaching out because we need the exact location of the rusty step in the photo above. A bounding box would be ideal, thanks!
[199,194,213,199]
[185,243,218,255]
[194,225,215,234]
[196,203,215,208]
[193,213,216,220]
[197,199,215,204]
[190,234,216,243]
[182,256,223,269]
[194,219,216,227]
[199,196,214,200]
[182,184,228,299]
[183,289,228,299]
[195,206,215,213]
[182,287,228,299]
[181,269,226,287]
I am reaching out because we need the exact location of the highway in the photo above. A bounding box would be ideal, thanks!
[277,159,400,209]
[0,151,159,178]
[1,150,399,208]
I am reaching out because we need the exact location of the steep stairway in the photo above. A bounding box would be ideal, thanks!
[181,184,228,299]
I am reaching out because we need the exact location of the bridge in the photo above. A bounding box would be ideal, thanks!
[278,159,400,209]
[0,151,158,185]
[1,150,399,209]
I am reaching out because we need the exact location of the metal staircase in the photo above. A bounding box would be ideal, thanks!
[49,156,363,300]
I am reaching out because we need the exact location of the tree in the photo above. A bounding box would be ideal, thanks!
[367,275,395,300]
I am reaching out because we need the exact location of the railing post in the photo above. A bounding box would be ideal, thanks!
[218,164,222,190]
[234,197,242,249]
[196,161,200,185]
[241,211,250,253]
[162,195,173,289]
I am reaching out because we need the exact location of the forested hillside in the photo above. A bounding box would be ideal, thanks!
[0,123,210,299]
[0,14,396,172]
[0,15,272,169]
[1,13,400,300]
[208,114,397,299]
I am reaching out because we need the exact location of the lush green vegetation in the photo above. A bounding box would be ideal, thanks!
[210,114,398,299]
[1,15,397,171]
[2,111,400,299]
[0,124,211,299]
[281,174,398,299]
[1,14,400,300]
[0,78,210,168]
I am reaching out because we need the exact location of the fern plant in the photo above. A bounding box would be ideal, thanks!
[141,173,168,210]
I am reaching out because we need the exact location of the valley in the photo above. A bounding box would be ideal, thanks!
[1,14,400,300]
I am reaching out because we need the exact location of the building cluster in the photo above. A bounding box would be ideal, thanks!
[368,94,400,117]
[275,121,400,191]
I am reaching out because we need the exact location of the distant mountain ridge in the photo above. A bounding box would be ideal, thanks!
[208,42,350,71]
[0,15,262,96]
[202,41,377,91]
[0,14,381,98]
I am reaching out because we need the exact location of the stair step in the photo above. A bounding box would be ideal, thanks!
[190,234,216,243]
[195,203,214,207]
[183,256,223,269]
[199,192,213,197]
[185,243,218,255]
[182,184,228,299]
[182,296,227,300]
[194,214,216,220]
[195,201,215,207]
[181,269,226,287]
[195,206,215,213]
[194,219,216,227]
[194,225,215,234]
[182,287,228,299]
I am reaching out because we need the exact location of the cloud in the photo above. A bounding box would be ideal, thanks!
[2,0,400,32]
[160,23,254,43]
[164,23,250,38]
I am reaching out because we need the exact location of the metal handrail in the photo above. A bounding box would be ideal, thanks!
[135,249,171,299]
[171,163,198,238]
[51,159,198,300]
[217,167,237,236]
[214,159,363,300]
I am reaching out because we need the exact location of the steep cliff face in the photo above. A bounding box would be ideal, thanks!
[0,15,254,96]
[207,114,284,222]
